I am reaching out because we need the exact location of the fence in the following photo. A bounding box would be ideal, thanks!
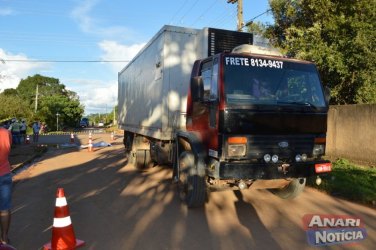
[326,104,376,164]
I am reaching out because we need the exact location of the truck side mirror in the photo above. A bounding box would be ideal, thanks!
[324,86,331,104]
[191,76,204,102]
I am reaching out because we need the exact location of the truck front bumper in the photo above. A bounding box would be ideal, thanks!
[218,160,331,180]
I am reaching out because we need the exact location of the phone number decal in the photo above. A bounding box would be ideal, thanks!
[225,57,284,69]
[251,58,283,69]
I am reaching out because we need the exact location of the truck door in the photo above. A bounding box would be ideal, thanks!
[190,58,219,151]
[208,57,219,152]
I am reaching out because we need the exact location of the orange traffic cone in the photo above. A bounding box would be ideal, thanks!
[88,138,93,152]
[111,132,114,141]
[43,188,85,250]
[70,133,74,144]
[25,135,30,144]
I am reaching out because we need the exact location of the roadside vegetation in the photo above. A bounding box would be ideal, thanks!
[308,159,376,206]
[0,74,84,130]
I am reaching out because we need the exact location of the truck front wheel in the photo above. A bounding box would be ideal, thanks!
[177,151,206,208]
[269,178,306,199]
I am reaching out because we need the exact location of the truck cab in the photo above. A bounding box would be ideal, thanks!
[174,45,331,207]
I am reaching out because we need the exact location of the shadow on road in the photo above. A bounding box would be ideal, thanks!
[9,136,376,250]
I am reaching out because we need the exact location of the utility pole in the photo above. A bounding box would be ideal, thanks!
[227,0,244,31]
[35,84,39,113]
[113,106,116,125]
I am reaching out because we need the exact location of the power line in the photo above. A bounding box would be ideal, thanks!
[242,9,272,29]
[168,0,189,25]
[178,0,200,24]
[190,0,219,26]
[209,3,236,27]
[1,59,130,63]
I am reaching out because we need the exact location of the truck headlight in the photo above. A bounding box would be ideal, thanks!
[295,154,302,162]
[313,144,325,156]
[227,137,247,157]
[272,155,279,163]
[228,144,246,157]
[313,137,326,157]
[264,154,271,162]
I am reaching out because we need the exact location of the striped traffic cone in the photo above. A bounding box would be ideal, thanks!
[70,133,74,144]
[25,135,30,144]
[88,138,93,152]
[43,188,85,250]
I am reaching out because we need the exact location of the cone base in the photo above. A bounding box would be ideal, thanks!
[43,239,85,250]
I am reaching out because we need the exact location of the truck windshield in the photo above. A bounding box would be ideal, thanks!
[223,55,327,108]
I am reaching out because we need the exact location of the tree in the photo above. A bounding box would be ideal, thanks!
[265,0,376,104]
[17,74,66,109]
[38,94,84,130]
[1,74,84,130]
[0,94,33,120]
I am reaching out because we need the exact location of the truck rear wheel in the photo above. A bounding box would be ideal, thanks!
[177,151,206,208]
[124,132,134,159]
[269,178,306,199]
[134,150,154,170]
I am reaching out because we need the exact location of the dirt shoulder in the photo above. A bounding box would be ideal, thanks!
[9,143,47,171]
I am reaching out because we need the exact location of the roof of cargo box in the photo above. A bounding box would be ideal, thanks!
[118,25,200,74]
[118,25,253,74]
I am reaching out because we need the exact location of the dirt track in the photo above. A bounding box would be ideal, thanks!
[10,134,376,250]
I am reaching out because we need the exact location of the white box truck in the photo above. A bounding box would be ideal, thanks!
[118,25,331,207]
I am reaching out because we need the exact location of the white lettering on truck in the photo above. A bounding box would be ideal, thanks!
[225,56,283,69]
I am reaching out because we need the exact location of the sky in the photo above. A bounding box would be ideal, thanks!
[0,0,274,114]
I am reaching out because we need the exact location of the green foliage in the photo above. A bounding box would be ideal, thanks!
[308,159,376,205]
[265,0,376,104]
[38,94,84,129]
[87,105,117,126]
[0,94,33,120]
[0,74,84,130]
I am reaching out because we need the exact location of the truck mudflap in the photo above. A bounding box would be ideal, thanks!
[219,160,331,180]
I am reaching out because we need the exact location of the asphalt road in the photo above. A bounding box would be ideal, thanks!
[10,134,376,250]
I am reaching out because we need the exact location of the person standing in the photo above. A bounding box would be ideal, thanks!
[32,121,40,143]
[0,127,13,245]
[10,120,20,145]
[20,120,27,143]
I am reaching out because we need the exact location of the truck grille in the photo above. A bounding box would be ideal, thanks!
[226,135,314,160]
[246,135,314,159]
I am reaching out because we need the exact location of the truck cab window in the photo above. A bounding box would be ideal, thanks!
[224,56,326,108]
[201,61,212,100]
[210,58,219,100]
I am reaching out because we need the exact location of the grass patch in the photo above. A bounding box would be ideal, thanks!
[307,158,376,206]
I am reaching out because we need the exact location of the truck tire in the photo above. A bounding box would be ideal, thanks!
[177,151,206,208]
[134,149,154,170]
[269,178,306,199]
[124,132,134,160]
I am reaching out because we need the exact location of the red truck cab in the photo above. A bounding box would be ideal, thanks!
[175,45,331,207]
